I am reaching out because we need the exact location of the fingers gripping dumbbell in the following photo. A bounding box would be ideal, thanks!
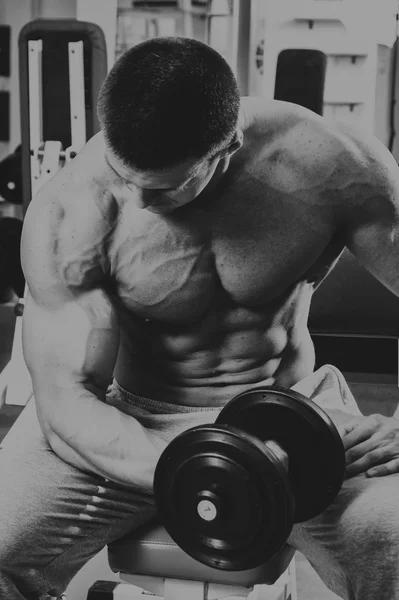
[154,387,346,572]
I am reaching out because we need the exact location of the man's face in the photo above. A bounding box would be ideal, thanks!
[105,151,220,214]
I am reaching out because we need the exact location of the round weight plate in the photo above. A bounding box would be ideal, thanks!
[154,424,295,571]
[216,387,346,523]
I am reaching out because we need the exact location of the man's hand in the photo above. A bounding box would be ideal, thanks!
[338,414,399,478]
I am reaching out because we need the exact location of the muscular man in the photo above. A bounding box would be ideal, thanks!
[1,37,399,600]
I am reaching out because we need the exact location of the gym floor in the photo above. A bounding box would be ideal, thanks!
[1,303,397,600]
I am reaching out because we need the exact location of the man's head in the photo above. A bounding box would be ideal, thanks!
[97,37,241,212]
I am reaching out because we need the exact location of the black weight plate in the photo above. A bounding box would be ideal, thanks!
[216,387,346,523]
[154,424,295,571]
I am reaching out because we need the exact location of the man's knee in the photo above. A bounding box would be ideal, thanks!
[0,533,23,577]
[0,540,48,599]
[340,475,399,555]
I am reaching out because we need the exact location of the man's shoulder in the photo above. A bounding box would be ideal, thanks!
[245,98,374,164]
[28,133,118,234]
[264,102,360,169]
[22,134,119,291]
[240,99,399,231]
[250,100,396,198]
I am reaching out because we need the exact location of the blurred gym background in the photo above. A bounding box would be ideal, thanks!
[1,2,399,598]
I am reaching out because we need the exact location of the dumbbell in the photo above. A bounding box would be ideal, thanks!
[154,386,346,572]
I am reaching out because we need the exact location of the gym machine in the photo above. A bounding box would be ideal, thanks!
[0,19,107,409]
[19,18,107,209]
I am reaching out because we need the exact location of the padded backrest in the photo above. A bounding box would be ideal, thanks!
[274,49,327,116]
[108,521,296,588]
[18,19,108,211]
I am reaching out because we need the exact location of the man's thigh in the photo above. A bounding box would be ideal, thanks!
[0,400,156,598]
[289,473,399,600]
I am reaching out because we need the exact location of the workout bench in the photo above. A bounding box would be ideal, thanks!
[89,521,297,600]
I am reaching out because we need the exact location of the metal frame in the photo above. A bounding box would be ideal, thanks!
[68,40,87,158]
[117,558,296,600]
[28,39,43,197]
[1,31,90,410]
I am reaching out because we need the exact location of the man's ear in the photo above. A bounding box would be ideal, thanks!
[220,130,244,158]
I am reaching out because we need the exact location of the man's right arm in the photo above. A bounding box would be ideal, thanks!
[21,193,166,490]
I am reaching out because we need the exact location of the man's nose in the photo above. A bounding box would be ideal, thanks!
[134,189,159,209]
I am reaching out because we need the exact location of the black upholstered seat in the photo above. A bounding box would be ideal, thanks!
[108,521,295,588]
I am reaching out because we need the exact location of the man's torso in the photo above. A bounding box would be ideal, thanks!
[33,99,371,406]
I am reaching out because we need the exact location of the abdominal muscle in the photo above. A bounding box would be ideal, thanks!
[113,295,316,407]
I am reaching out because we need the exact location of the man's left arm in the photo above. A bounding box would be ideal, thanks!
[340,131,399,477]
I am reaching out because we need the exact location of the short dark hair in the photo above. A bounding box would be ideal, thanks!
[97,37,240,171]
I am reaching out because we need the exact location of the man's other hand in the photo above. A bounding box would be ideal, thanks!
[339,414,399,478]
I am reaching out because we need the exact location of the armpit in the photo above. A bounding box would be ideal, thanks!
[303,234,345,287]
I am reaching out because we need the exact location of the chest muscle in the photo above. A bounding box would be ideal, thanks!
[112,199,338,323]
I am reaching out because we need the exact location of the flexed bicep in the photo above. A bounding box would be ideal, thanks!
[21,185,119,433]
[22,287,119,401]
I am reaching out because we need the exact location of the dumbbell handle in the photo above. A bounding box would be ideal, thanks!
[196,438,289,523]
[264,440,289,471]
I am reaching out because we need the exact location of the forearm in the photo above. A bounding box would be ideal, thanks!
[38,389,167,491]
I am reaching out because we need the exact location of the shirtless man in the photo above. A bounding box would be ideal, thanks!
[1,37,399,600]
